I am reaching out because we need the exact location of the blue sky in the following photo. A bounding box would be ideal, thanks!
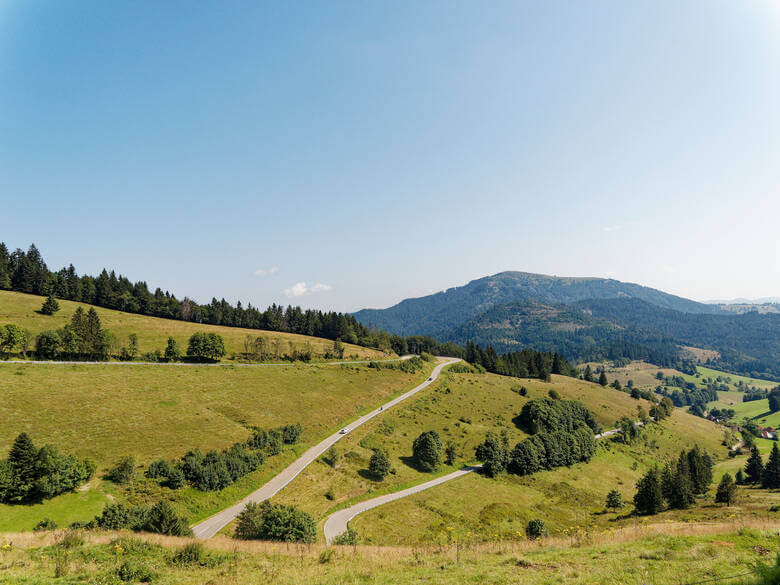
[1,1,778,312]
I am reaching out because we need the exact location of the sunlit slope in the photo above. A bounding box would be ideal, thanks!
[0,363,425,468]
[275,370,726,542]
[0,289,388,361]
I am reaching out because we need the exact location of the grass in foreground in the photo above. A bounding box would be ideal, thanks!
[0,522,777,585]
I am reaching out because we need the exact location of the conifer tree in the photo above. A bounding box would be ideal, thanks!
[633,468,664,515]
[583,365,593,382]
[40,295,60,315]
[599,370,608,386]
[744,446,764,484]
[761,442,780,489]
[715,473,736,506]
[7,433,38,502]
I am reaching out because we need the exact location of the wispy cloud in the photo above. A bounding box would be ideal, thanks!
[283,281,332,298]
[602,225,621,232]
[254,266,279,277]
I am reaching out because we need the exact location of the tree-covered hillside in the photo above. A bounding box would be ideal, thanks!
[449,298,779,380]
[353,271,720,337]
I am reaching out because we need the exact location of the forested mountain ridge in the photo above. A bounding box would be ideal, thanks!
[354,273,779,381]
[353,271,721,337]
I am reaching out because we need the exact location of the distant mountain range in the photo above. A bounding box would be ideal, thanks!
[354,272,779,381]
[706,297,780,304]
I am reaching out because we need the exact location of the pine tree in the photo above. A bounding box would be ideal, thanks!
[735,469,745,485]
[761,442,780,489]
[715,473,737,506]
[744,446,764,484]
[412,430,442,472]
[7,433,38,502]
[40,295,60,315]
[633,468,664,515]
[598,371,608,387]
[667,451,694,509]
[583,365,593,382]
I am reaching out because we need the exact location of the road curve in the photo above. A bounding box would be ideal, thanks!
[324,465,483,543]
[191,356,461,539]
[323,420,639,542]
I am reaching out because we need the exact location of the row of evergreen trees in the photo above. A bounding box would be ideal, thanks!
[1,244,579,377]
[464,341,576,380]
[0,433,94,504]
[742,443,780,489]
[633,446,714,514]
[0,243,380,348]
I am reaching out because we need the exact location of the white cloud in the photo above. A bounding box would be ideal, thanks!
[254,266,279,277]
[602,225,621,232]
[283,281,332,298]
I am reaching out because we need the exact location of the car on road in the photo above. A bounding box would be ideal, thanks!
[428,377,433,381]
[339,428,348,434]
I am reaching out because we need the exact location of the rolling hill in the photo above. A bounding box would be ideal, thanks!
[0,289,387,362]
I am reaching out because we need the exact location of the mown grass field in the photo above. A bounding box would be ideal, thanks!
[0,289,387,361]
[727,399,780,429]
[0,361,434,531]
[1,522,777,585]
[274,370,736,544]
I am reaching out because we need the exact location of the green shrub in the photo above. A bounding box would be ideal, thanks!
[117,560,155,583]
[525,518,548,540]
[106,456,135,484]
[332,527,360,545]
[33,517,57,531]
[186,332,226,362]
[368,450,391,480]
[171,542,204,566]
[234,501,316,543]
[319,548,336,564]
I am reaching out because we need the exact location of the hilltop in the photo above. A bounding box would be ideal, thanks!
[354,271,719,337]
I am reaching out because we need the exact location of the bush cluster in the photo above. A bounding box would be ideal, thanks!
[516,398,601,435]
[0,433,94,504]
[509,427,597,476]
[94,501,191,536]
[234,501,316,543]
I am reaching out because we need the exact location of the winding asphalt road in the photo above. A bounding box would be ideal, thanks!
[191,356,461,539]
[323,420,642,542]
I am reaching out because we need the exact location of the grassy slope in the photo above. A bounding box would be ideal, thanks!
[582,361,776,393]
[697,365,776,390]
[0,361,433,531]
[726,399,780,429]
[1,523,778,585]
[275,371,733,544]
[0,289,387,361]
